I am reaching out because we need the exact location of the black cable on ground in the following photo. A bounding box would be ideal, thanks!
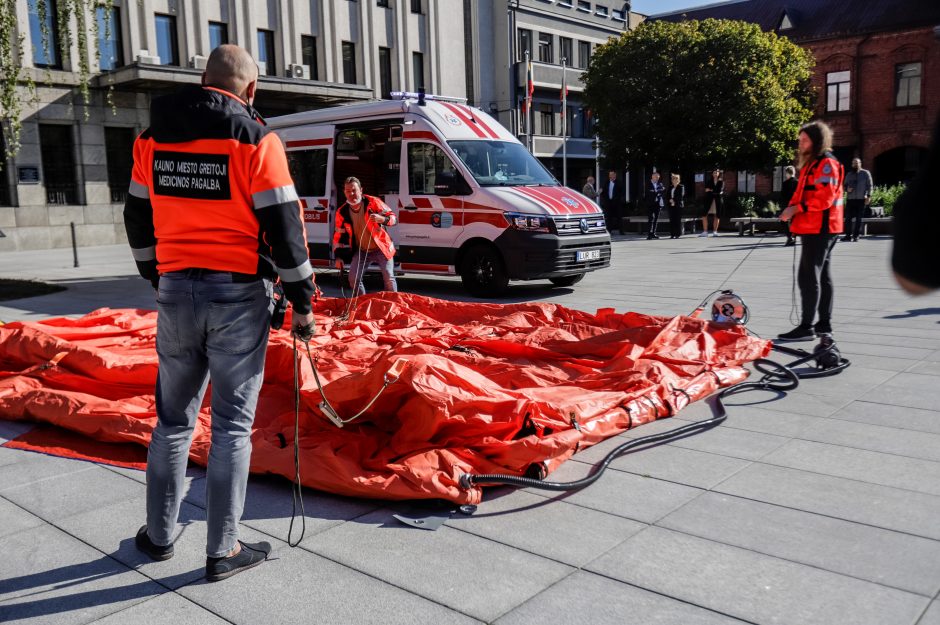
[287,333,307,547]
[459,357,799,492]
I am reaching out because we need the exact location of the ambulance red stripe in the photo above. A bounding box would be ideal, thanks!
[286,138,333,148]
[457,104,500,139]
[439,102,487,138]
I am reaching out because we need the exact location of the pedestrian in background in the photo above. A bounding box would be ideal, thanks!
[778,120,844,341]
[124,44,316,581]
[582,175,598,202]
[646,171,665,239]
[600,170,625,235]
[843,157,872,242]
[781,165,798,246]
[701,168,724,237]
[667,172,685,239]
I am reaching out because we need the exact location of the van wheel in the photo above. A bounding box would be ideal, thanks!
[549,274,584,287]
[460,245,509,297]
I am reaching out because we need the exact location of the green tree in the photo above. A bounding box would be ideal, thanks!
[0,0,113,162]
[583,18,814,171]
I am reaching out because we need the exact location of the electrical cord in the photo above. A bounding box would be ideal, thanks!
[288,332,308,547]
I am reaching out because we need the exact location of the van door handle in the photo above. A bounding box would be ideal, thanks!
[403,205,418,210]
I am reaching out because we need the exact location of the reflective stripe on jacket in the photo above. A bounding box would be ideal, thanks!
[790,153,845,235]
[123,85,316,313]
[333,195,397,260]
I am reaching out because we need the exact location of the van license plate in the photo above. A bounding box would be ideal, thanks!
[576,249,601,261]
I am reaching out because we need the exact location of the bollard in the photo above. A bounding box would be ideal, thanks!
[70,222,79,268]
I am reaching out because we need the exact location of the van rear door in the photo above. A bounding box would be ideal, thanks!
[285,137,334,266]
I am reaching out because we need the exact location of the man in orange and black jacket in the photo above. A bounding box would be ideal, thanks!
[778,120,844,341]
[332,176,398,296]
[123,44,315,582]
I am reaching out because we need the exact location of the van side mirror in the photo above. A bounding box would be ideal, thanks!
[434,170,457,196]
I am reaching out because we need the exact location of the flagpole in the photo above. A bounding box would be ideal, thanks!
[562,56,568,188]
[526,49,533,154]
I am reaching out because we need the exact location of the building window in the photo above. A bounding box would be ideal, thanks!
[737,171,756,194]
[577,1,591,12]
[301,35,318,80]
[96,6,124,70]
[39,124,78,205]
[564,106,575,137]
[412,51,425,91]
[257,29,276,76]
[208,22,228,51]
[0,129,11,206]
[408,143,457,195]
[826,70,850,112]
[411,0,422,13]
[342,41,357,84]
[595,4,608,17]
[518,29,532,62]
[377,0,390,6]
[560,37,573,66]
[104,127,134,203]
[287,149,328,197]
[539,103,554,135]
[154,14,179,66]
[578,41,591,69]
[379,47,393,99]
[28,0,61,68]
[896,62,922,108]
[538,33,553,64]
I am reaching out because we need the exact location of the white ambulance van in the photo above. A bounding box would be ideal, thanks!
[267,93,610,297]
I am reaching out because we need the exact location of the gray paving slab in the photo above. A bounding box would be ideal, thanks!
[761,439,940,496]
[587,526,928,625]
[0,449,97,493]
[527,458,703,524]
[494,570,748,625]
[625,420,790,461]
[919,601,940,625]
[827,400,940,435]
[0,524,165,625]
[0,496,45,539]
[2,462,146,522]
[573,439,752,490]
[722,386,852,417]
[798,417,940,462]
[302,508,573,622]
[658,492,940,596]
[182,473,382,546]
[55,494,208,590]
[859,372,940,412]
[907,361,940,376]
[715,463,940,540]
[85,592,230,625]
[446,489,645,566]
[178,530,482,625]
[832,341,936,361]
[0,420,34,444]
[786,366,898,399]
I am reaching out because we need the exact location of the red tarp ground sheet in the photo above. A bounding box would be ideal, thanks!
[0,293,770,504]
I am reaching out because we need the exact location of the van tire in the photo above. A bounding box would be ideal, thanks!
[460,244,509,297]
[549,274,584,287]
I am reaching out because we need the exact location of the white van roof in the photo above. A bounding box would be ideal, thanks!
[267,98,516,143]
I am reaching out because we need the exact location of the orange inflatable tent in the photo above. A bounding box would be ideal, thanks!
[0,293,769,504]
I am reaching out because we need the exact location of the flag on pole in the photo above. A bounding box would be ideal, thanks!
[525,57,534,112]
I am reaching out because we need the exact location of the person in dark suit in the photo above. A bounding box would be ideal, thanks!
[700,168,724,237]
[646,171,665,239]
[780,165,798,246]
[600,169,625,235]
[667,173,685,238]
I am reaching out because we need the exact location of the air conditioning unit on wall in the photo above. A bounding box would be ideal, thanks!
[137,50,160,65]
[191,55,208,70]
[288,64,309,79]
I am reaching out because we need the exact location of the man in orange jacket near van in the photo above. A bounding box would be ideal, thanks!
[124,44,316,581]
[778,120,844,341]
[333,176,398,296]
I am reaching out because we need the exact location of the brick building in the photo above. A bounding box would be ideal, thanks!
[654,0,940,201]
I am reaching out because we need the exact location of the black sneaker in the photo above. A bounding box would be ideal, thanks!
[814,321,832,336]
[135,525,174,561]
[206,540,271,582]
[777,325,815,341]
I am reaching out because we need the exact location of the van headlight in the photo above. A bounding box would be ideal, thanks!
[507,213,550,233]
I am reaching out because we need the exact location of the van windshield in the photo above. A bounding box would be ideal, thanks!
[449,140,558,187]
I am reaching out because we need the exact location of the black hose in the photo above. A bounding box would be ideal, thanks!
[459,357,799,492]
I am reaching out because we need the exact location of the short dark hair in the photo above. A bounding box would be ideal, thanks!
[344,176,361,188]
[800,120,833,157]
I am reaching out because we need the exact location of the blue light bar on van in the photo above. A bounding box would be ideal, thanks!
[390,91,469,104]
